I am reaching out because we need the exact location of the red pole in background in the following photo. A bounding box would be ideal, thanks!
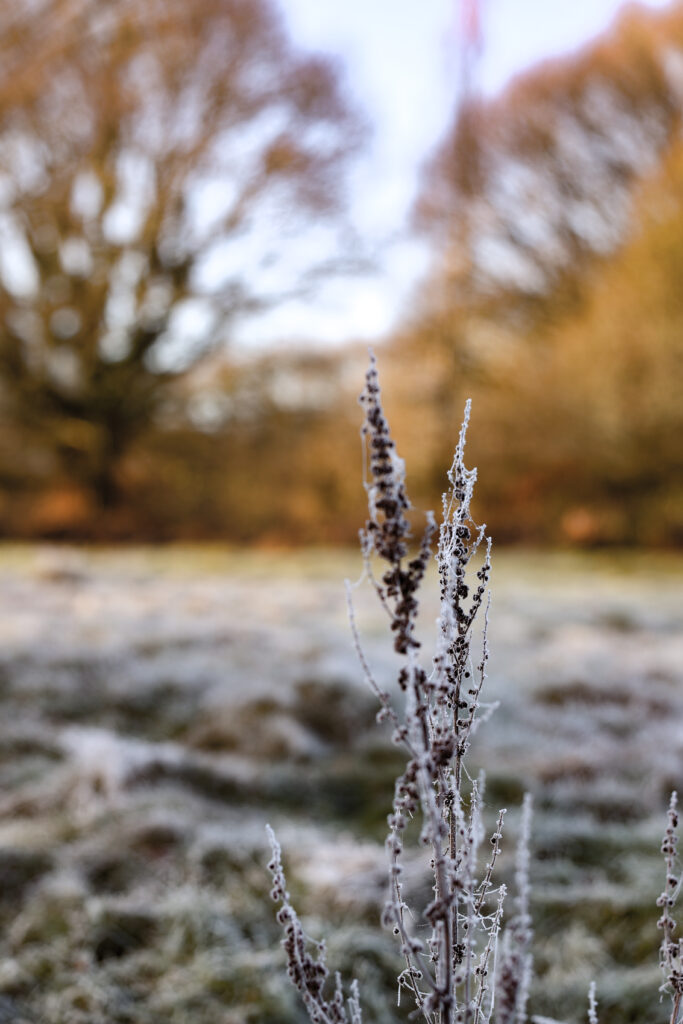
[452,0,485,275]
[460,0,483,52]
[458,0,483,100]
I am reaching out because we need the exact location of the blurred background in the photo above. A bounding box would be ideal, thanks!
[0,3,683,1024]
[0,0,680,547]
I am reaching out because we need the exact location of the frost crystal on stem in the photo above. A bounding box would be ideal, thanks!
[587,981,599,1024]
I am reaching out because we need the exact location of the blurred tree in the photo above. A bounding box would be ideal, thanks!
[381,2,683,547]
[416,2,683,330]
[0,0,363,513]
[120,346,367,543]
[501,138,683,544]
[391,132,683,547]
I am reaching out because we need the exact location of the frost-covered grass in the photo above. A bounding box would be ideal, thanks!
[0,543,681,1021]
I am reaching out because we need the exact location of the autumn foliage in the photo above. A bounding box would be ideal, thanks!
[0,0,680,545]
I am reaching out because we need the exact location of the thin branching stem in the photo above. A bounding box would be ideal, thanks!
[268,356,532,1024]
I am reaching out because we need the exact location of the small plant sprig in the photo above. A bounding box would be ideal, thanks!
[267,355,683,1024]
[496,794,533,1024]
[658,791,683,1024]
[268,354,530,1024]
[266,824,363,1024]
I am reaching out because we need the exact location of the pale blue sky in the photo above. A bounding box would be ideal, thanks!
[234,0,673,349]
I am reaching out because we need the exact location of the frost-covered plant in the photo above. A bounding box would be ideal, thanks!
[267,354,531,1024]
[658,791,683,1024]
[266,823,363,1024]
[496,794,533,1024]
[266,354,683,1024]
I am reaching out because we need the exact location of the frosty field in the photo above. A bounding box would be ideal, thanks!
[0,545,681,1023]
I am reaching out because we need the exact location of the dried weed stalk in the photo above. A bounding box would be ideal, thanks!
[267,357,683,1024]
[268,355,532,1024]
[658,791,683,1024]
